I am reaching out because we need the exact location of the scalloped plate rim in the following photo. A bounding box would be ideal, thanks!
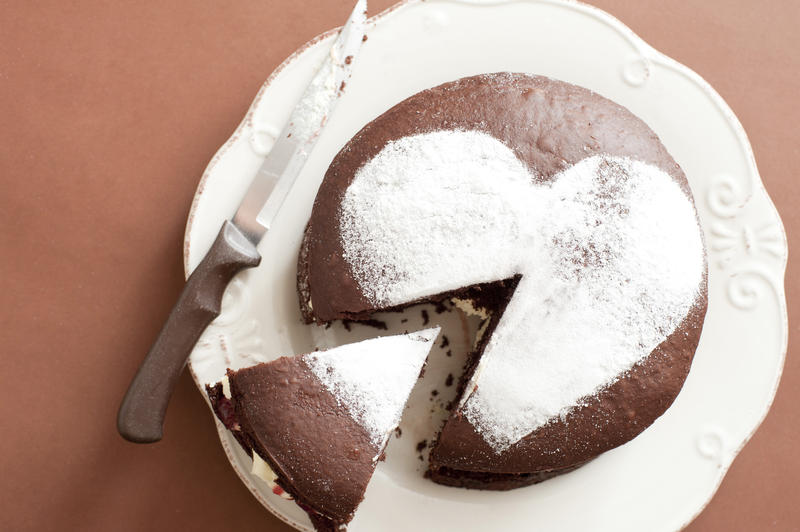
[182,1,789,531]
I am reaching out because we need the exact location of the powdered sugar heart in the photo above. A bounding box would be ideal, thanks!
[339,130,704,452]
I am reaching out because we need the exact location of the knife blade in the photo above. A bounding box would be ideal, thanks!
[234,0,367,242]
[117,0,368,444]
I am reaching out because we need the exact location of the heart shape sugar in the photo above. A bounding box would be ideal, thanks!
[338,129,705,452]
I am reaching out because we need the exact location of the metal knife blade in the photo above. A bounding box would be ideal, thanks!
[233,0,367,243]
[117,1,368,444]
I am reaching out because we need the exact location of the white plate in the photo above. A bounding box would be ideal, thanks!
[184,1,789,530]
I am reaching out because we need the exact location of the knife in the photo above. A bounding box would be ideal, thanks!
[117,0,368,443]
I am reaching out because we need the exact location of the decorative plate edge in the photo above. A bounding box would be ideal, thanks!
[181,1,790,531]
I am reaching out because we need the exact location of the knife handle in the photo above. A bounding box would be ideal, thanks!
[117,221,261,443]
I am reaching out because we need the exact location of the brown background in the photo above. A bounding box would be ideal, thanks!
[1,0,797,530]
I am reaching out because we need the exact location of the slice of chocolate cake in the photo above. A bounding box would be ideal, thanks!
[207,328,440,531]
[297,73,708,489]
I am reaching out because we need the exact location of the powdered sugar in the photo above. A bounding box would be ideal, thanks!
[340,130,532,303]
[288,0,366,142]
[304,327,439,449]
[338,130,704,452]
[289,61,339,143]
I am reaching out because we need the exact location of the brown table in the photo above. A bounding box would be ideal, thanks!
[2,1,797,530]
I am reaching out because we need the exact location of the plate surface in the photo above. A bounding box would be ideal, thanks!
[184,1,789,530]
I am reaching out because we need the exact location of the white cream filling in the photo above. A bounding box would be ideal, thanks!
[453,298,493,349]
[452,300,493,405]
[251,453,294,500]
[451,297,491,320]
[221,375,231,399]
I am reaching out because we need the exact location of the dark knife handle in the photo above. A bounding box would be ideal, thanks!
[117,221,261,443]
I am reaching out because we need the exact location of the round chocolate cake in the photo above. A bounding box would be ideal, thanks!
[297,73,708,490]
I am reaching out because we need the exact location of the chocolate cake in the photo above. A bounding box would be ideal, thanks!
[297,73,708,489]
[207,328,439,530]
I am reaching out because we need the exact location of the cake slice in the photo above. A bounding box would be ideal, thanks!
[207,327,439,531]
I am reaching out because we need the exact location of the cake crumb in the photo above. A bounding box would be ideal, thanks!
[440,335,450,348]
[416,439,428,460]
[395,427,402,437]
[341,318,388,331]
[421,309,430,325]
[445,373,454,387]
[446,350,452,357]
